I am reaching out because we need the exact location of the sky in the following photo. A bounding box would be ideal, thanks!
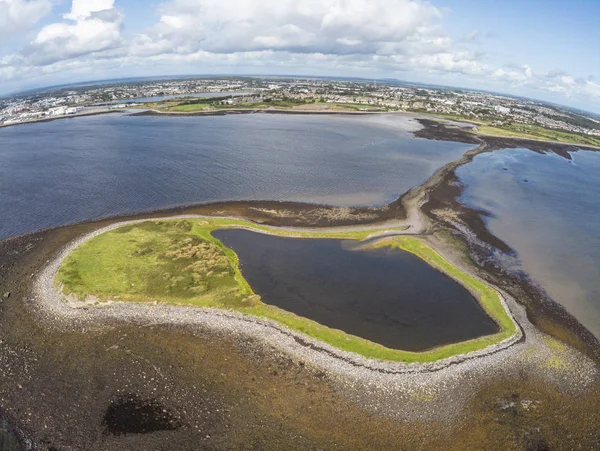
[1,0,599,112]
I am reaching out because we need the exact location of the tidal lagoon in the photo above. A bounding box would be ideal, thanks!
[213,229,499,351]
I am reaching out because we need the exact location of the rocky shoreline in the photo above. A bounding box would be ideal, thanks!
[0,116,599,449]
[412,119,600,362]
[23,214,600,431]
[34,216,523,373]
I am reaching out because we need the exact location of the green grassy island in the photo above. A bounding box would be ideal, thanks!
[56,218,516,362]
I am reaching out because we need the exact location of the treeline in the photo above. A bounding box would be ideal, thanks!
[178,95,234,105]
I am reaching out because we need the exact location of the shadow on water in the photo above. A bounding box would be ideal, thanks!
[213,229,499,351]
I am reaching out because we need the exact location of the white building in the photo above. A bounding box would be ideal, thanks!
[48,106,67,116]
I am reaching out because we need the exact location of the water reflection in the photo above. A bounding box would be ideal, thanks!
[458,148,600,338]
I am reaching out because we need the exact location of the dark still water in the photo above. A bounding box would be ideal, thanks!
[0,113,471,240]
[213,229,498,351]
[457,148,600,338]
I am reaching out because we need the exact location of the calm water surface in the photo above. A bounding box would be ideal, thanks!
[457,148,600,338]
[104,92,251,104]
[0,113,471,240]
[213,229,499,351]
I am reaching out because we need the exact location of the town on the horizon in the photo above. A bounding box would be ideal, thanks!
[2,76,600,143]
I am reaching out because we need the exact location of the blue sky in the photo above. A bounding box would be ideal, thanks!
[436,0,600,79]
[1,0,599,112]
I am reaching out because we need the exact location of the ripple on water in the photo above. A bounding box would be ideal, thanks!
[0,113,472,240]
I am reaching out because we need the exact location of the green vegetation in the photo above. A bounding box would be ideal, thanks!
[137,96,394,113]
[475,123,600,147]
[430,112,600,148]
[169,103,211,112]
[57,218,516,362]
[426,112,488,125]
[58,220,253,309]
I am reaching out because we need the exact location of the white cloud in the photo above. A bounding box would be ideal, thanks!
[558,74,576,86]
[406,51,488,75]
[491,64,534,85]
[63,0,114,21]
[123,0,495,83]
[542,71,600,100]
[133,0,444,57]
[0,0,52,36]
[0,0,498,83]
[582,80,600,98]
[0,0,598,111]
[20,0,124,65]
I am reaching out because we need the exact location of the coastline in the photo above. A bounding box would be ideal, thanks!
[4,103,600,152]
[1,199,597,448]
[2,112,598,360]
[413,122,600,362]
[0,108,120,130]
[31,219,599,409]
[129,108,380,117]
[39,215,519,365]
[2,113,598,360]
[131,107,600,150]
[0,115,599,448]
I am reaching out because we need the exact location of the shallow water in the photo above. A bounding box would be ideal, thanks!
[213,229,499,351]
[0,113,471,240]
[457,148,600,338]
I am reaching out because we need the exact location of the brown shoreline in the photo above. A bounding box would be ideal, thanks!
[413,119,600,362]
[2,116,598,361]
[0,116,599,449]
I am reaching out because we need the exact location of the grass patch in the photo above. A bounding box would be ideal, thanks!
[426,113,600,148]
[475,123,600,147]
[56,218,516,362]
[144,99,392,113]
[169,103,211,112]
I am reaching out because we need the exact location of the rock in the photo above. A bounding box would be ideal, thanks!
[3,292,10,299]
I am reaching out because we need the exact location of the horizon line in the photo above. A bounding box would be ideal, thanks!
[2,73,598,117]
